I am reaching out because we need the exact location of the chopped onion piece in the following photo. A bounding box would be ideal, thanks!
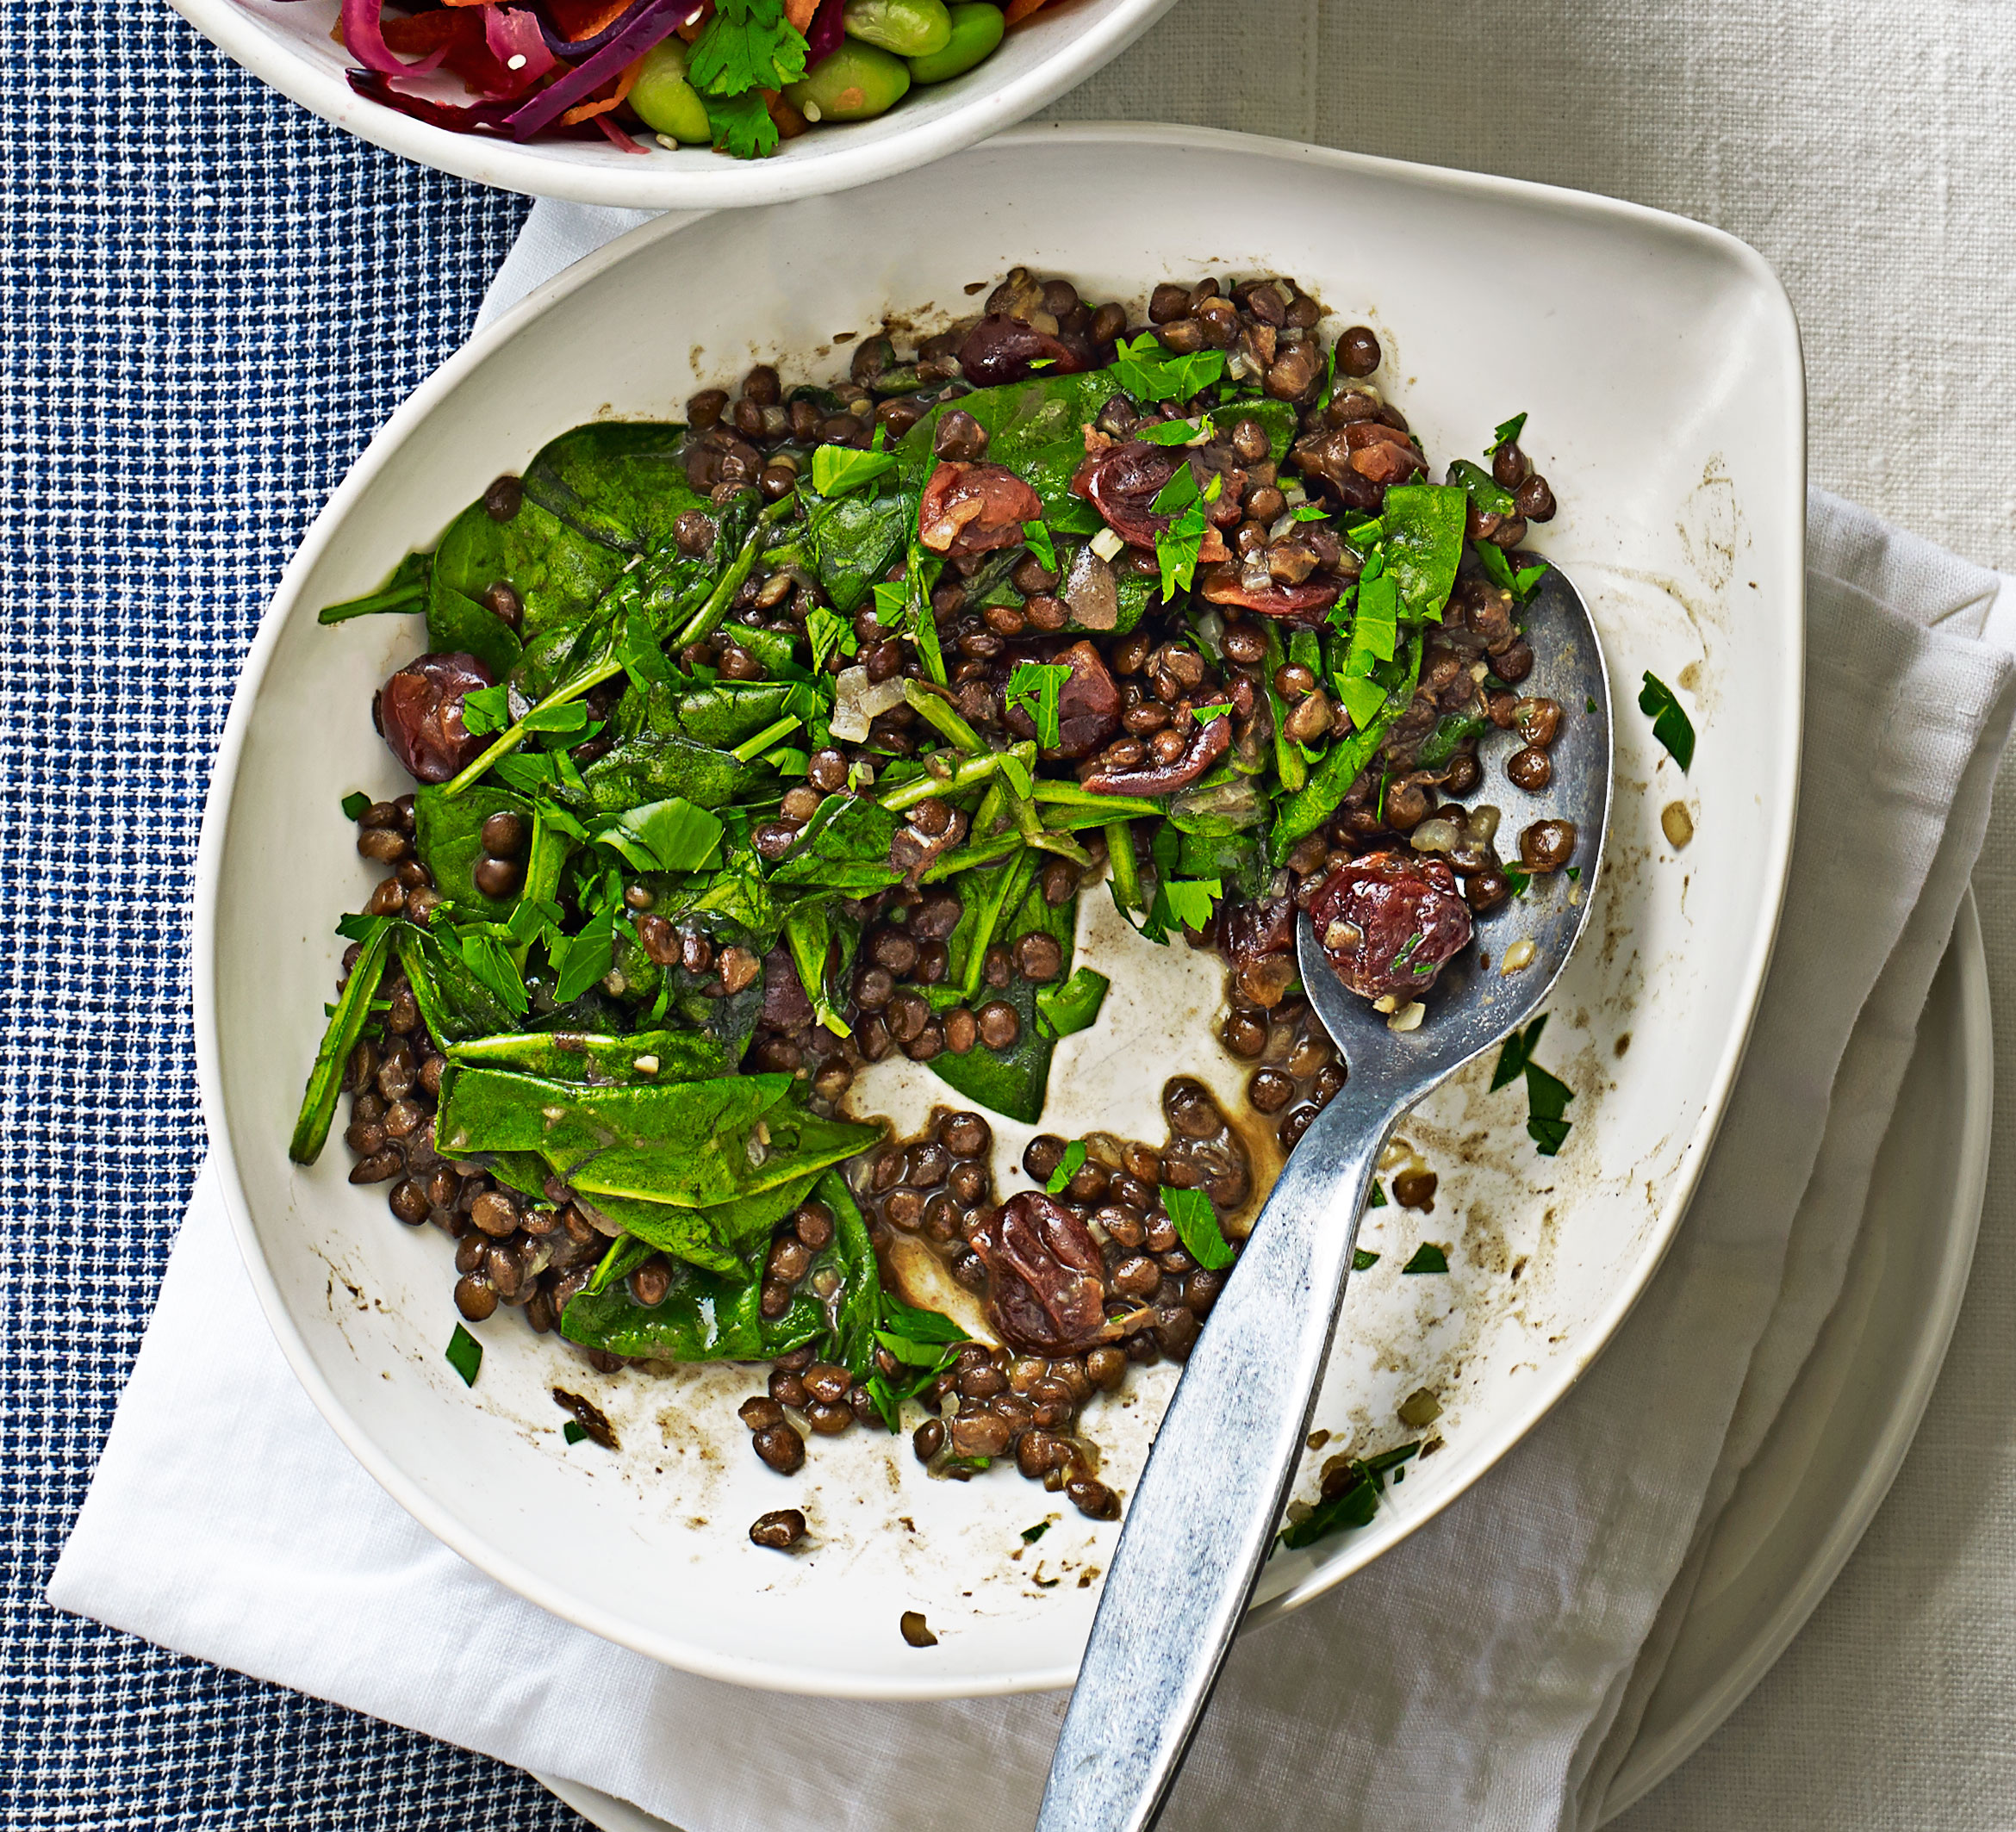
[830,665,905,741]
[1409,817,1460,854]
[1499,939,1536,976]
[1387,1001,1426,1033]
[1090,527,1125,562]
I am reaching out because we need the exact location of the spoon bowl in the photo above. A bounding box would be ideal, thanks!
[1038,565,1614,1832]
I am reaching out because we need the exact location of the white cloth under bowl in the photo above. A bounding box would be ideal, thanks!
[48,203,2016,1832]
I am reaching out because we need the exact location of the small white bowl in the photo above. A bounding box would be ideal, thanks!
[196,124,1805,1698]
[168,0,1181,207]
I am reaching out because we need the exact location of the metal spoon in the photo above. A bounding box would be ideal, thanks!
[1036,568,1614,1832]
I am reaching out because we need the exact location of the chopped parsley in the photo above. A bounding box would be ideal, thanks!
[563,1420,588,1445]
[1021,519,1059,574]
[1402,1243,1449,1275]
[1492,1015,1575,1156]
[339,791,371,822]
[1161,1186,1235,1271]
[806,605,858,672]
[688,0,807,160]
[1490,412,1528,450]
[1473,537,1550,601]
[445,1324,482,1388]
[1352,1246,1380,1270]
[1044,1140,1088,1194]
[1006,660,1072,750]
[1110,332,1228,404]
[811,432,894,497]
[1367,1181,1388,1209]
[1021,1520,1052,1544]
[1136,413,1214,446]
[1638,671,1696,772]
[1275,1442,1420,1551]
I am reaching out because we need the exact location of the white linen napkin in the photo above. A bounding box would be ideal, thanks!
[50,202,2016,1832]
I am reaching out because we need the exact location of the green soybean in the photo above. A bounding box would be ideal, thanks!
[906,2,1005,82]
[841,0,952,59]
[629,38,712,144]
[785,41,912,122]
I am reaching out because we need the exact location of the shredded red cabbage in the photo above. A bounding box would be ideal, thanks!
[482,7,562,89]
[537,0,659,59]
[339,0,449,77]
[504,0,700,140]
[345,68,607,139]
[806,0,847,68]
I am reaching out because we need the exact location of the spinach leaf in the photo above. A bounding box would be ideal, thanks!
[1034,966,1108,1039]
[414,784,534,919]
[572,1173,823,1276]
[445,1028,734,1084]
[1175,826,1268,900]
[1270,634,1425,861]
[1445,458,1515,519]
[586,1233,656,1297]
[575,732,767,815]
[625,679,801,751]
[391,923,520,1044]
[1416,711,1488,769]
[595,798,725,873]
[1380,485,1468,619]
[289,921,393,1164]
[520,421,709,555]
[319,551,430,624]
[431,496,627,659]
[435,1070,880,1210]
[559,1168,880,1369]
[929,875,1077,1123]
[897,370,1122,519]
[806,487,914,615]
[768,793,903,894]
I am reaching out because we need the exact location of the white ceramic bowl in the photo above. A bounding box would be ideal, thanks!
[196,123,1806,1699]
[168,0,1181,207]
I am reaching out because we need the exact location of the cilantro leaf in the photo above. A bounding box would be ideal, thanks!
[1638,671,1696,772]
[1044,1140,1087,1195]
[701,89,778,160]
[1161,1187,1235,1270]
[1005,660,1071,751]
[1110,332,1228,404]
[688,0,808,96]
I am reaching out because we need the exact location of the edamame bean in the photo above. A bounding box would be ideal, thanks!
[630,38,712,143]
[906,2,1005,82]
[785,41,912,122]
[841,0,952,59]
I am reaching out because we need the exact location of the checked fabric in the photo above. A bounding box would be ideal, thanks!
[0,8,601,1826]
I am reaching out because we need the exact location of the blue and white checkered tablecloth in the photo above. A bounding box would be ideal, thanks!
[0,8,602,1826]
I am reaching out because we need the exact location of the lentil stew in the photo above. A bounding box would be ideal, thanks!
[295,268,1578,1544]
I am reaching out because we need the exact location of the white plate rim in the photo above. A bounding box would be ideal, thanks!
[1596,889,1994,1819]
[191,121,1808,1699]
[163,0,1183,209]
[533,892,1994,1832]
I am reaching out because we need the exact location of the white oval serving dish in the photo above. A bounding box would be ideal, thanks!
[167,0,1180,208]
[195,123,1806,1699]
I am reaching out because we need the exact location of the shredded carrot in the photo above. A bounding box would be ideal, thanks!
[559,53,644,125]
[764,87,810,138]
[1002,0,1055,22]
[546,0,638,34]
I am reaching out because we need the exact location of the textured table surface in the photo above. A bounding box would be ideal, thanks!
[7,1,2013,1826]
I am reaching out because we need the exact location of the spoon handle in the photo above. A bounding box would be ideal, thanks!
[1036,1089,1391,1832]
